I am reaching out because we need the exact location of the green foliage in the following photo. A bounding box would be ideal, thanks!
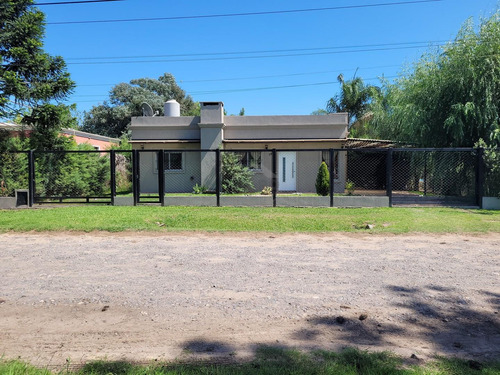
[192,183,207,194]
[261,186,272,195]
[24,104,77,151]
[346,180,355,195]
[0,151,28,197]
[81,73,198,138]
[221,152,254,194]
[476,139,500,197]
[0,129,29,196]
[327,74,380,126]
[315,161,330,196]
[371,12,500,147]
[34,145,110,198]
[0,0,75,149]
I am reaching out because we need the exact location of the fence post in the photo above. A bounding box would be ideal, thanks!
[157,150,165,206]
[110,150,116,206]
[386,148,393,207]
[28,150,35,207]
[476,147,485,208]
[272,149,277,207]
[329,148,334,207]
[423,151,427,196]
[132,149,139,206]
[215,149,220,207]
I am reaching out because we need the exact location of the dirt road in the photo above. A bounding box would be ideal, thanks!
[0,232,499,368]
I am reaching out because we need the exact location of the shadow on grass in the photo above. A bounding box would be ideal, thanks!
[77,346,500,374]
[78,347,411,374]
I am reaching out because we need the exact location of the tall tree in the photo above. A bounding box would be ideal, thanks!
[0,0,75,149]
[82,73,198,138]
[371,12,500,147]
[326,73,379,127]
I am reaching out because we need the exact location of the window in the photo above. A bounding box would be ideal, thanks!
[164,152,183,171]
[321,151,339,179]
[237,151,261,170]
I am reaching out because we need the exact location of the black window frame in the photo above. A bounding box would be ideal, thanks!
[236,151,262,171]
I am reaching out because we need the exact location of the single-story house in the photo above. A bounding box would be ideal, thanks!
[0,122,120,150]
[130,101,348,194]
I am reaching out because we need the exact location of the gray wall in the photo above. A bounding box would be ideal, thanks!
[139,151,202,194]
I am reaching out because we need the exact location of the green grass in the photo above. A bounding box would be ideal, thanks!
[1,348,499,374]
[0,206,499,233]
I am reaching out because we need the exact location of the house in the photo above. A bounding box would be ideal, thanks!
[130,101,349,194]
[0,122,120,150]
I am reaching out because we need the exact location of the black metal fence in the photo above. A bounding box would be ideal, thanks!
[0,147,497,207]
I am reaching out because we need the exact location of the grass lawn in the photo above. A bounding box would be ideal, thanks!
[1,347,499,375]
[0,206,499,233]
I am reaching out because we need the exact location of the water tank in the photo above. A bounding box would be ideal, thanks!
[164,99,180,117]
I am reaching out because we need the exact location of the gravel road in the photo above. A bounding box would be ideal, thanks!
[0,232,499,368]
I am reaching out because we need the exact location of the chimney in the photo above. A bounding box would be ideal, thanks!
[200,102,224,124]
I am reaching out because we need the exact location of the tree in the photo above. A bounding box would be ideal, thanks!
[0,0,75,149]
[82,73,198,138]
[315,161,330,196]
[221,152,254,194]
[326,73,379,127]
[370,12,500,148]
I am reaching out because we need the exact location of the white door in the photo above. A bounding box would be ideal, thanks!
[278,152,297,191]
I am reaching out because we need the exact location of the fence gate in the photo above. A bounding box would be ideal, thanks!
[391,149,478,207]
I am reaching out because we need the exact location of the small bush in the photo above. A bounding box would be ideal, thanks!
[346,180,355,195]
[261,186,272,195]
[315,161,330,196]
[192,183,207,194]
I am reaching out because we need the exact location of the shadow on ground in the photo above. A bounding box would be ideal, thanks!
[292,284,500,360]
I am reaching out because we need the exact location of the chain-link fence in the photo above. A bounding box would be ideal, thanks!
[114,150,133,195]
[484,148,500,198]
[33,150,112,204]
[346,149,388,196]
[0,151,28,197]
[392,150,477,203]
[1,147,497,207]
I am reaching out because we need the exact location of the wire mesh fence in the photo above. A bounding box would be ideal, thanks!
[346,149,388,196]
[484,148,500,198]
[393,149,477,197]
[33,150,112,204]
[114,150,133,197]
[1,147,498,207]
[0,151,28,197]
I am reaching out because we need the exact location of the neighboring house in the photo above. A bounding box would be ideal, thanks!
[130,101,348,194]
[0,122,120,150]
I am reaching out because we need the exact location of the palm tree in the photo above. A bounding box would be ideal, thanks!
[326,74,379,127]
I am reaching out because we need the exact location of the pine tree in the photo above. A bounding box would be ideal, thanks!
[0,0,75,149]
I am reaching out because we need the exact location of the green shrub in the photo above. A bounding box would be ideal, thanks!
[346,180,355,195]
[192,183,207,194]
[221,152,254,194]
[315,161,330,196]
[261,186,272,195]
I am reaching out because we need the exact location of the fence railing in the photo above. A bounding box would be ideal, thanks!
[0,147,497,208]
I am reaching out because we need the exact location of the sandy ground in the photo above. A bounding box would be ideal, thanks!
[0,232,499,369]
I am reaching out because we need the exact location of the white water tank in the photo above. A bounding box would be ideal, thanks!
[164,99,180,117]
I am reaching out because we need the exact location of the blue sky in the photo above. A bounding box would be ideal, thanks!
[38,0,499,118]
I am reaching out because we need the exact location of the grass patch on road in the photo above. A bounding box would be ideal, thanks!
[1,348,499,374]
[0,206,499,233]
